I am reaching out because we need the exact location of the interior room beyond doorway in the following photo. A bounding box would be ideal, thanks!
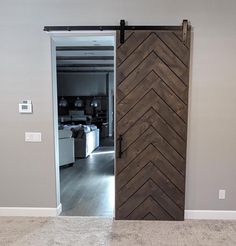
[52,34,115,216]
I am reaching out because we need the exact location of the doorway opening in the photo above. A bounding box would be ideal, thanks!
[51,32,116,216]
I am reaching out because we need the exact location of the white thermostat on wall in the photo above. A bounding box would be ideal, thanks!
[19,100,33,114]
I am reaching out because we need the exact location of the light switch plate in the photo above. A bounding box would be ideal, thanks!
[219,189,226,200]
[25,132,42,142]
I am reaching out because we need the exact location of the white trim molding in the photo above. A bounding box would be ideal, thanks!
[0,203,62,217]
[185,210,236,220]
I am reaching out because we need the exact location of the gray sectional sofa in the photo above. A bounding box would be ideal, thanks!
[58,128,75,167]
[68,124,100,158]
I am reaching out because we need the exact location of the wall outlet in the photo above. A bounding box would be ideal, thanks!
[219,189,226,200]
[25,132,42,142]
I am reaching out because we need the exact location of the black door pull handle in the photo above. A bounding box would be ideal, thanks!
[118,135,123,158]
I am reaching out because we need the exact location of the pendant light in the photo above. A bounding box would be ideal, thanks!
[90,97,99,108]
[59,97,68,107]
[74,97,83,107]
[59,77,68,107]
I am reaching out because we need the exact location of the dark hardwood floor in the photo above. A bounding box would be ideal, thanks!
[60,146,114,216]
[100,137,114,147]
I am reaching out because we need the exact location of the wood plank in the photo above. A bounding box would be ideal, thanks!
[156,32,189,66]
[117,90,157,135]
[116,127,153,173]
[117,52,188,104]
[152,55,188,103]
[142,212,157,220]
[152,90,187,140]
[117,31,150,67]
[117,161,184,208]
[117,179,183,220]
[117,89,187,140]
[151,34,189,85]
[117,144,185,192]
[127,196,172,220]
[142,212,158,220]
[173,30,191,49]
[120,108,186,158]
[117,71,187,122]
[117,126,185,175]
[117,52,157,102]
[116,30,134,49]
[117,33,158,84]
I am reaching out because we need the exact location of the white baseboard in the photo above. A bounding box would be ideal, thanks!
[0,203,62,217]
[185,210,236,220]
[0,206,235,219]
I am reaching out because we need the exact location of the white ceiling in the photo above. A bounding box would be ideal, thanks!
[54,35,114,47]
[55,35,114,73]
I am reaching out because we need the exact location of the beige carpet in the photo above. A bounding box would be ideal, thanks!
[0,217,236,246]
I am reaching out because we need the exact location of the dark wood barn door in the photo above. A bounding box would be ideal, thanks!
[115,29,191,220]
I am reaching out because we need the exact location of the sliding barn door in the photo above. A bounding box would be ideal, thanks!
[115,29,191,220]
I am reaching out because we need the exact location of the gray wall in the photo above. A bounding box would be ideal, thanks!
[0,0,236,210]
[57,73,109,96]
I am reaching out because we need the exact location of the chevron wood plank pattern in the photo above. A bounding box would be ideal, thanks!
[117,71,187,122]
[116,144,185,192]
[120,108,186,157]
[127,196,172,220]
[117,162,184,208]
[117,90,187,139]
[117,33,158,83]
[118,52,188,104]
[118,179,183,220]
[153,34,189,85]
[174,30,191,49]
[117,126,185,175]
[156,32,189,66]
[117,31,150,67]
[116,29,190,220]
[116,31,134,50]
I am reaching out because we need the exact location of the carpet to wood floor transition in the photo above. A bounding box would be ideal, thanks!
[0,217,236,246]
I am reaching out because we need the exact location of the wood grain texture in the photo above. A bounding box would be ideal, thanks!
[115,29,190,220]
[60,147,114,216]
